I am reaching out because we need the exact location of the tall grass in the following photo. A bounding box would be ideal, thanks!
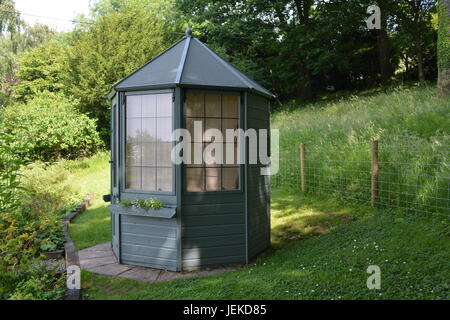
[271,86,450,215]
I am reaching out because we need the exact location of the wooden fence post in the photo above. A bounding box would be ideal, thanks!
[371,140,379,208]
[300,143,306,192]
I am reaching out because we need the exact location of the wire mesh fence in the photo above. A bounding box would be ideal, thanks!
[271,140,450,217]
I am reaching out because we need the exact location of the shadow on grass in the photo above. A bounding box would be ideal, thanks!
[270,189,373,249]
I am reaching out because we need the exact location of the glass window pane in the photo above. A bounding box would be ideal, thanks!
[142,95,157,117]
[222,119,239,132]
[222,167,240,190]
[126,96,141,118]
[157,168,172,192]
[126,167,141,190]
[157,117,172,142]
[187,142,203,167]
[157,142,172,167]
[222,95,240,118]
[141,118,156,142]
[185,93,204,117]
[204,142,222,166]
[204,118,221,142]
[186,118,203,142]
[141,143,156,166]
[157,93,173,117]
[206,168,221,191]
[186,168,205,192]
[126,119,141,142]
[223,143,238,166]
[142,167,156,191]
[126,143,141,166]
[205,94,221,118]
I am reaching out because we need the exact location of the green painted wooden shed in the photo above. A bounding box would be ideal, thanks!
[105,28,274,271]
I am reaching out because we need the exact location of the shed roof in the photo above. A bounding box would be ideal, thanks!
[114,36,274,98]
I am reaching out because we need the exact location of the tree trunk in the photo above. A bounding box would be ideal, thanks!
[377,29,393,83]
[417,46,425,86]
[437,0,450,96]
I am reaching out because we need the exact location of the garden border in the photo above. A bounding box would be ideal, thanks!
[61,194,94,300]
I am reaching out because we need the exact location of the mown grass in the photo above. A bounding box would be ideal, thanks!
[66,152,111,250]
[81,189,449,300]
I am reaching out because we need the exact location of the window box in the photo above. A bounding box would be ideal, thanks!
[109,204,177,219]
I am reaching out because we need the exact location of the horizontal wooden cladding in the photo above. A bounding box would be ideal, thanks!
[247,94,269,112]
[121,214,177,227]
[182,193,245,205]
[122,223,177,238]
[183,224,245,238]
[182,254,246,270]
[182,245,246,261]
[122,254,178,271]
[122,243,177,260]
[183,233,245,249]
[247,110,269,122]
[183,213,245,226]
[247,119,269,130]
[182,202,245,216]
[121,233,177,249]
[249,239,269,260]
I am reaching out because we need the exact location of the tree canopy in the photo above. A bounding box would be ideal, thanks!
[0,0,441,143]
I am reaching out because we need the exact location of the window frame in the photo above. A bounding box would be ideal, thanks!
[121,89,176,196]
[183,89,245,195]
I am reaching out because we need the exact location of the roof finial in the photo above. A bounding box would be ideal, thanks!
[186,24,193,37]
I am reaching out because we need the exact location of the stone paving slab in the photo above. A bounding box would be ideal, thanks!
[78,242,239,283]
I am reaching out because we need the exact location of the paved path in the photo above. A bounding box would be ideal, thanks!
[79,242,238,283]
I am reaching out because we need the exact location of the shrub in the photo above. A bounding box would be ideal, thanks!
[20,161,81,216]
[5,266,65,300]
[2,91,103,162]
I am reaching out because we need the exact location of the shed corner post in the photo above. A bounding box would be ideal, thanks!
[244,90,250,265]
[175,86,184,271]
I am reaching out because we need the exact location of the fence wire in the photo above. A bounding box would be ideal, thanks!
[271,143,450,217]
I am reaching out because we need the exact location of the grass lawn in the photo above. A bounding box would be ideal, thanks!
[67,152,111,250]
[79,188,449,300]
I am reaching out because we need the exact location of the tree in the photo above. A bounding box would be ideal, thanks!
[12,39,68,102]
[63,0,180,142]
[437,0,450,96]
[394,1,437,86]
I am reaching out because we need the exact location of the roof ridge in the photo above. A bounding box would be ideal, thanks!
[175,36,191,84]
[191,38,254,90]
[114,36,187,89]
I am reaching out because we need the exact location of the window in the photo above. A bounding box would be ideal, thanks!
[185,93,240,192]
[125,93,173,192]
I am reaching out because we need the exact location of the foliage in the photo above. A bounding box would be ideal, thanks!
[120,198,166,210]
[0,123,24,213]
[1,91,103,162]
[20,161,81,216]
[12,40,68,102]
[5,266,66,300]
[271,86,450,215]
[437,0,450,96]
[63,0,181,142]
[177,0,437,101]
[437,0,450,71]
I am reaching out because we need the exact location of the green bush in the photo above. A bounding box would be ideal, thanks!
[20,161,81,216]
[2,91,103,162]
[1,265,66,300]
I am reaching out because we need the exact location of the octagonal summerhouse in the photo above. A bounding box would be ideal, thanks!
[105,28,274,271]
